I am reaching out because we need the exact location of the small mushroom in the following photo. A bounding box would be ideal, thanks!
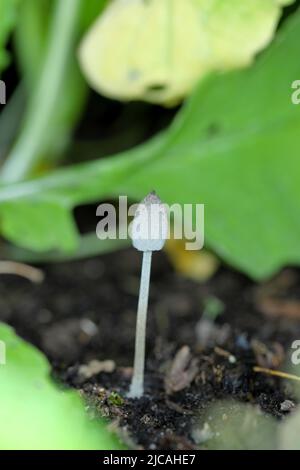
[128,191,168,398]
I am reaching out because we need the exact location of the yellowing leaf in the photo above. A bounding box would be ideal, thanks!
[78,0,293,104]
[165,238,219,281]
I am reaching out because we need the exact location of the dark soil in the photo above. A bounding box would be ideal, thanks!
[0,249,300,450]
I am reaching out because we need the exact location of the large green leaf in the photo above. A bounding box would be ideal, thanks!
[0,323,124,450]
[1,10,300,278]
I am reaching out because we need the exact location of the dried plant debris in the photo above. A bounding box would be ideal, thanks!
[254,269,300,319]
[164,346,199,395]
[214,346,236,364]
[257,297,300,319]
[0,261,44,283]
[196,318,230,349]
[251,339,285,369]
[78,359,116,380]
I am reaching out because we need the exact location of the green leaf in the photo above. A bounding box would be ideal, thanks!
[1,9,300,278]
[0,0,20,73]
[0,136,162,252]
[202,400,277,450]
[0,198,79,252]
[0,323,125,450]
[279,409,300,449]
[78,0,294,104]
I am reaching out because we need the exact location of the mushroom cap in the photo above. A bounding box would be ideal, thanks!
[131,191,168,252]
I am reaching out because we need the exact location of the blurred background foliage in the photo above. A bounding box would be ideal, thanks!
[0,0,300,279]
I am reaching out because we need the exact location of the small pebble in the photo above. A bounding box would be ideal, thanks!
[236,333,250,350]
[191,422,214,445]
[80,318,98,337]
[38,308,53,324]
[280,400,295,412]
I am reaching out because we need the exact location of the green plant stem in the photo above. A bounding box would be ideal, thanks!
[0,83,26,161]
[128,251,152,398]
[13,0,49,86]
[0,0,82,183]
[1,232,130,264]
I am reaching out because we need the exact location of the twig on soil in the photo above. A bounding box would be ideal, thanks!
[214,346,236,364]
[253,366,300,382]
[0,261,44,283]
[165,398,195,415]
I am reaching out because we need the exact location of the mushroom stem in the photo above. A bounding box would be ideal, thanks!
[128,251,152,398]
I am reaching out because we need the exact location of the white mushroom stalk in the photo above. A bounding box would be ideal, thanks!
[128,191,168,398]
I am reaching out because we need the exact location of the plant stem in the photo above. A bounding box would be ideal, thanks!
[0,83,26,161]
[0,0,82,183]
[1,232,130,264]
[128,251,152,398]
